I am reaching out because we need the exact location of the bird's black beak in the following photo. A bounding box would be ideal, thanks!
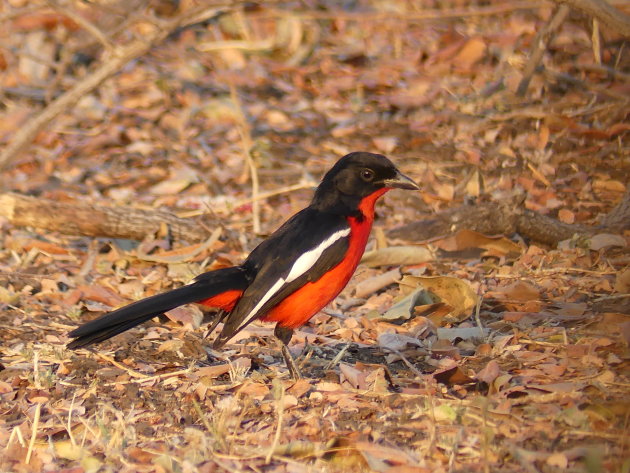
[383,170,420,190]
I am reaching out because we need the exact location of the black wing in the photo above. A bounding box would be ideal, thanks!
[213,208,349,347]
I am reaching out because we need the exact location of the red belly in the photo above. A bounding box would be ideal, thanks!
[198,289,243,311]
[261,189,386,328]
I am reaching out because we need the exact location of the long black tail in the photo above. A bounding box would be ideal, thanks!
[67,267,248,349]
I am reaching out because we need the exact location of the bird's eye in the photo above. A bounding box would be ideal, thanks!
[360,169,375,181]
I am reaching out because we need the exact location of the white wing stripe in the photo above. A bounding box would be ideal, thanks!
[235,227,350,332]
[286,228,350,282]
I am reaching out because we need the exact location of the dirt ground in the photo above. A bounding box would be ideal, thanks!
[0,1,629,472]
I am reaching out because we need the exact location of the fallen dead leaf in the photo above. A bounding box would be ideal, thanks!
[0,286,19,305]
[195,357,251,379]
[378,332,426,352]
[558,208,575,224]
[475,359,501,385]
[437,327,488,341]
[496,280,541,301]
[453,37,486,70]
[361,246,435,267]
[382,288,438,321]
[546,452,568,469]
[54,440,89,461]
[433,229,521,256]
[614,269,630,292]
[399,275,478,323]
[372,136,398,154]
[353,268,401,299]
[433,365,474,386]
[157,339,184,353]
[589,233,627,251]
[165,305,203,329]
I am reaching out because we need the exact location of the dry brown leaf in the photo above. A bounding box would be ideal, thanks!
[433,365,474,386]
[378,332,425,352]
[372,136,398,154]
[360,246,435,267]
[157,339,184,353]
[353,268,401,299]
[453,37,486,70]
[339,363,363,390]
[195,357,251,379]
[399,275,478,323]
[12,11,79,31]
[434,229,521,255]
[76,284,127,307]
[22,239,71,255]
[465,169,481,197]
[149,165,199,195]
[165,305,203,329]
[435,181,455,201]
[589,233,627,251]
[125,446,157,464]
[475,360,501,384]
[324,437,370,471]
[615,269,630,293]
[496,281,540,301]
[136,227,222,263]
[558,208,575,224]
[592,179,626,193]
[382,288,437,321]
[286,379,311,398]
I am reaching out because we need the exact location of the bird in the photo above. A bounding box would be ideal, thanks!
[67,152,419,377]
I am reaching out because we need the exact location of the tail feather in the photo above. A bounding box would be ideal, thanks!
[67,266,247,349]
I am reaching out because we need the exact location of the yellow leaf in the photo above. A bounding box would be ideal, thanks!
[54,440,86,461]
[0,286,19,305]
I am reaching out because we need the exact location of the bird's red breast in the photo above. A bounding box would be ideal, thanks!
[260,188,389,328]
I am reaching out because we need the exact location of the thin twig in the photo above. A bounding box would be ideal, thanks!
[25,403,42,464]
[6,426,26,450]
[591,293,630,302]
[0,5,40,22]
[323,343,351,370]
[96,353,151,378]
[235,181,316,206]
[517,4,571,96]
[102,367,194,386]
[66,392,77,447]
[192,399,214,433]
[266,380,285,464]
[229,84,261,235]
[382,347,425,379]
[264,2,543,21]
[47,0,114,51]
[591,18,601,64]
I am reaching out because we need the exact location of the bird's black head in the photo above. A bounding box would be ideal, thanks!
[312,152,419,213]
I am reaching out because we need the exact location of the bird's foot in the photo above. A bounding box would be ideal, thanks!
[281,344,302,380]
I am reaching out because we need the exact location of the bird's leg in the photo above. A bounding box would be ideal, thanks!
[203,309,227,339]
[274,324,301,380]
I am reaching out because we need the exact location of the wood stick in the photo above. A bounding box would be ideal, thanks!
[388,197,598,247]
[556,0,630,38]
[517,4,571,96]
[2,186,625,247]
[0,192,213,242]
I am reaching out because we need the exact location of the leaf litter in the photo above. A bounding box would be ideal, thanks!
[1,1,629,472]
